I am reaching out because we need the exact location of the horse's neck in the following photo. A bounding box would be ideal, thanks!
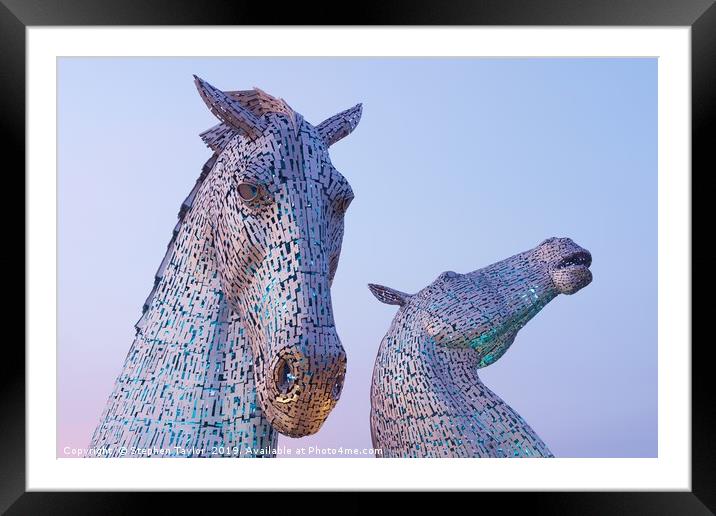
[373,312,551,457]
[379,315,487,410]
[138,200,223,342]
[92,195,277,456]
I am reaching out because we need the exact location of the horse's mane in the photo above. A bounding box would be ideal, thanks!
[134,88,295,332]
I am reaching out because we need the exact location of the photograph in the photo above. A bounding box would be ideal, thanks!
[57,57,657,460]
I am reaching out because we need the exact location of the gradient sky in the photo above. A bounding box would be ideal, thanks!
[58,57,657,458]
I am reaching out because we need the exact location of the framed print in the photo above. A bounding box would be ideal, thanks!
[6,0,714,512]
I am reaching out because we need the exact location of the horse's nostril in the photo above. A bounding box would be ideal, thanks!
[274,357,298,395]
[331,374,344,401]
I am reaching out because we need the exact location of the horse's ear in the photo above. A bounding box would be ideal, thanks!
[316,103,362,147]
[194,75,266,140]
[368,283,412,307]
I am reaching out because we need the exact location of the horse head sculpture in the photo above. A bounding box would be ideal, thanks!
[368,237,592,457]
[91,77,362,455]
[194,77,360,436]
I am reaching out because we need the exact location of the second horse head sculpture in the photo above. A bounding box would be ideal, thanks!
[368,237,593,457]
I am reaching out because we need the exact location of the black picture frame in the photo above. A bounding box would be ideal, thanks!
[4,0,713,512]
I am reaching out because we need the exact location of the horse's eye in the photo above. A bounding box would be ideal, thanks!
[237,182,259,202]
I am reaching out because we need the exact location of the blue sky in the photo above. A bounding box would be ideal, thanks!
[58,57,657,457]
